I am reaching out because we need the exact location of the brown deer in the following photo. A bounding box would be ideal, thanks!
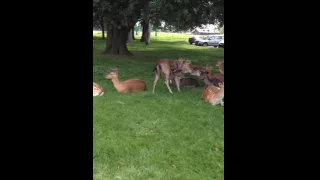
[152,58,192,93]
[190,64,212,77]
[202,82,224,106]
[200,71,223,89]
[105,68,147,93]
[207,72,224,82]
[93,82,104,96]
[169,75,199,88]
[216,60,224,74]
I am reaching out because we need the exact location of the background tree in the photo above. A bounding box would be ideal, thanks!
[95,0,224,56]
[93,0,106,39]
[98,0,145,55]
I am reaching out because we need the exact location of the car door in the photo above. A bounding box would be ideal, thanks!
[208,36,215,45]
[213,36,223,46]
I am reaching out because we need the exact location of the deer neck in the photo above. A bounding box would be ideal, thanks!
[218,64,224,71]
[111,76,122,89]
[203,75,211,85]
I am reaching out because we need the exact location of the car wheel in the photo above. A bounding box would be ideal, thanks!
[203,43,208,46]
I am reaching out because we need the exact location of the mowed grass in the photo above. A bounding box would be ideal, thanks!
[93,31,224,180]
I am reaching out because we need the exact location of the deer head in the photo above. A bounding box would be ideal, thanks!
[180,59,192,74]
[199,70,209,80]
[206,64,212,72]
[105,68,120,79]
[216,60,224,67]
[218,82,224,88]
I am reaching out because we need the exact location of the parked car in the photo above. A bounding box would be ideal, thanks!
[218,39,224,48]
[188,35,206,44]
[194,36,209,45]
[196,35,224,47]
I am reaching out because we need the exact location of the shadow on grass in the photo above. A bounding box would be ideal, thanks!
[93,39,223,65]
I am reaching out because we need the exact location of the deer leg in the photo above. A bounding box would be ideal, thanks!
[152,72,160,94]
[174,76,181,92]
[165,80,173,94]
[164,74,173,94]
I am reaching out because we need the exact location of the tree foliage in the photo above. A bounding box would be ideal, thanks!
[93,0,224,55]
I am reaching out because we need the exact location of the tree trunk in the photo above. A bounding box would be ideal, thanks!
[132,28,135,40]
[140,19,150,45]
[104,26,133,56]
[140,21,146,42]
[127,28,133,42]
[140,1,150,44]
[100,20,105,39]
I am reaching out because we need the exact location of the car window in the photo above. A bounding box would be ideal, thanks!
[215,36,222,40]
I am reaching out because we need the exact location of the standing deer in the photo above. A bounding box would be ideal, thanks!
[152,58,192,93]
[216,60,224,74]
[105,68,147,93]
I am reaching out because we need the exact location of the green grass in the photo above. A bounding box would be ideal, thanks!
[93,31,224,180]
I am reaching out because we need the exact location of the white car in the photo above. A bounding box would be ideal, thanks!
[195,35,224,47]
[188,35,206,44]
[218,39,224,48]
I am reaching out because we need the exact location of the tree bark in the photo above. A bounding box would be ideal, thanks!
[127,28,133,42]
[140,21,146,42]
[140,0,150,45]
[132,28,135,40]
[104,25,133,56]
[140,19,151,45]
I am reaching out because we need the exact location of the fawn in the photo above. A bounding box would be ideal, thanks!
[93,82,104,96]
[105,68,147,93]
[202,82,224,106]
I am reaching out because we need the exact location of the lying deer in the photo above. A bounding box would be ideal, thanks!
[169,75,199,88]
[105,68,147,93]
[190,64,212,77]
[93,82,104,96]
[200,71,223,89]
[216,60,224,74]
[152,58,192,93]
[202,82,224,106]
[207,72,224,82]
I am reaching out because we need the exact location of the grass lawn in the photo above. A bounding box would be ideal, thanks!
[93,31,224,180]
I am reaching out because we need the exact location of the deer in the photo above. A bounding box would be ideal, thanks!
[169,74,199,88]
[93,82,104,96]
[216,60,224,74]
[207,72,224,82]
[200,71,223,89]
[189,64,212,77]
[202,82,224,106]
[105,68,147,93]
[152,57,192,93]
